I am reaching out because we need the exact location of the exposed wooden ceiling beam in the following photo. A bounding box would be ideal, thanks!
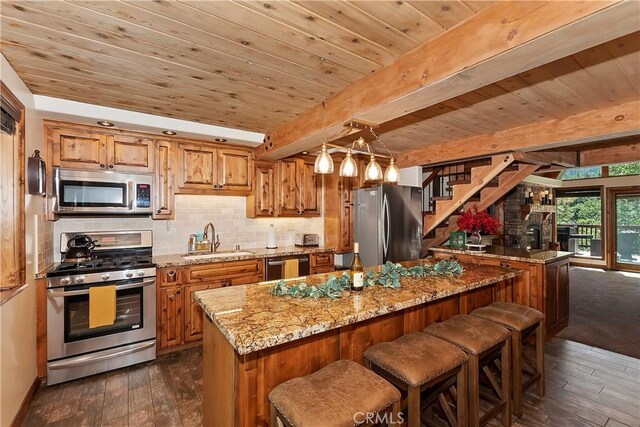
[256,0,639,160]
[396,100,640,167]
[513,151,578,168]
[579,140,640,166]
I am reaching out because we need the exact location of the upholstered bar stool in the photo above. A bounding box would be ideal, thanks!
[269,359,402,427]
[424,315,511,427]
[470,302,545,418]
[363,333,468,427]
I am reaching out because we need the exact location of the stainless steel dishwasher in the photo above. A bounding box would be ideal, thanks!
[265,255,310,280]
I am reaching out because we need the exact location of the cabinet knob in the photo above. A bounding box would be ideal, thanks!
[168,270,176,276]
[108,165,114,169]
[99,164,105,169]
[156,209,162,214]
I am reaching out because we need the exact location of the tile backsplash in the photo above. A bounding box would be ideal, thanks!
[36,213,54,270]
[52,195,324,259]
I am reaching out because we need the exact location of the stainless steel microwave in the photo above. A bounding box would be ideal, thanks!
[52,168,153,215]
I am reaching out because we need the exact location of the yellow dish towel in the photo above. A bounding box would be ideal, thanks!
[284,259,299,279]
[89,285,116,329]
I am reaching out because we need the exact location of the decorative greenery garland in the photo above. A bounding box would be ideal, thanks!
[269,260,464,299]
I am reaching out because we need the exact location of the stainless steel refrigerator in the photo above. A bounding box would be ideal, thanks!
[354,185,423,266]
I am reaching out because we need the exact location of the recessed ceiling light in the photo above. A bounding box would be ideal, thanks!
[97,120,114,127]
[162,130,177,135]
[302,151,309,155]
[214,138,227,142]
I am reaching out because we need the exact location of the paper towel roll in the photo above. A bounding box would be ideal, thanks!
[267,224,277,249]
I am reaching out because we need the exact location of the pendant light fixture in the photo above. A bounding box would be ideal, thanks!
[383,157,400,183]
[364,154,383,181]
[338,148,358,177]
[314,142,334,174]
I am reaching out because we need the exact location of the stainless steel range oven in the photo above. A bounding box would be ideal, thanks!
[46,230,156,385]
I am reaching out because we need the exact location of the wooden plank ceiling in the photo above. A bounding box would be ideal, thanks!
[333,32,640,153]
[0,0,489,132]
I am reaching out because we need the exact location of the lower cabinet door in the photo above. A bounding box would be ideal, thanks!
[183,283,212,342]
[159,286,183,349]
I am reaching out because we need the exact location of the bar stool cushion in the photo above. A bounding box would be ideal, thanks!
[471,302,544,332]
[424,314,510,355]
[269,359,400,427]
[364,332,467,387]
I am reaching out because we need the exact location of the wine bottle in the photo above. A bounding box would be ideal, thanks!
[350,242,364,292]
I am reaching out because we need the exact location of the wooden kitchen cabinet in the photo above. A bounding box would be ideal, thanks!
[310,252,335,274]
[176,142,218,191]
[50,126,108,170]
[107,134,154,173]
[545,258,570,337]
[153,140,175,219]
[218,147,252,192]
[276,157,321,217]
[49,125,154,172]
[183,283,218,342]
[185,259,263,285]
[158,286,183,349]
[324,156,355,253]
[246,161,277,218]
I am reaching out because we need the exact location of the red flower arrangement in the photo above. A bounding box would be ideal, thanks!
[456,205,501,234]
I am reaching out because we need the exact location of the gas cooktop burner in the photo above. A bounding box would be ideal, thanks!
[48,255,154,277]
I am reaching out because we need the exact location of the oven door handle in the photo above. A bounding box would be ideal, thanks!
[48,279,156,297]
[48,341,155,370]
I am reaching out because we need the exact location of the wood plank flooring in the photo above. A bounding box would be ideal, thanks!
[23,338,639,426]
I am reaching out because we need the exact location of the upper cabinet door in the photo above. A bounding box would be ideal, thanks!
[218,148,252,193]
[176,143,218,192]
[247,161,276,218]
[277,159,299,216]
[299,160,321,216]
[107,135,154,173]
[51,128,108,170]
[153,141,174,220]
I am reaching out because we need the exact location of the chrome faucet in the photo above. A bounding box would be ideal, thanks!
[203,222,220,253]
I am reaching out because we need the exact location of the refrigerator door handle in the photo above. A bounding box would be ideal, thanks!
[382,194,390,259]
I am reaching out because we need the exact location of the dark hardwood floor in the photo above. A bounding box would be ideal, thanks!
[23,338,639,426]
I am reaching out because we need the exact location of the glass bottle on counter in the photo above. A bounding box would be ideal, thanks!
[350,242,364,292]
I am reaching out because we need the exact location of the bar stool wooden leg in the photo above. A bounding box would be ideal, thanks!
[511,331,522,417]
[468,354,480,427]
[536,322,545,396]
[390,399,402,426]
[408,385,421,427]
[457,362,468,427]
[501,340,511,427]
[270,403,279,427]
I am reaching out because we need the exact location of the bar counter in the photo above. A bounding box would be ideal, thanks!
[195,259,520,426]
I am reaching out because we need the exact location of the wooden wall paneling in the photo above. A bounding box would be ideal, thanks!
[203,318,237,427]
[153,141,174,220]
[339,312,405,365]
[218,148,252,192]
[402,295,460,334]
[459,286,494,314]
[107,134,154,172]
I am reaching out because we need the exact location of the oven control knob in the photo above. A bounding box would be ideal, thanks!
[136,270,145,277]
[74,276,86,284]
[125,271,134,278]
[101,273,111,281]
[60,277,71,286]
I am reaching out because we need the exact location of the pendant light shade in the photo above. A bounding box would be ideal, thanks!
[314,143,334,174]
[383,157,400,183]
[338,149,358,177]
[364,154,383,181]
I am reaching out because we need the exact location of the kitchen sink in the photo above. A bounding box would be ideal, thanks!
[182,251,255,260]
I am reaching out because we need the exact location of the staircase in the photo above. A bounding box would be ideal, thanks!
[422,154,542,251]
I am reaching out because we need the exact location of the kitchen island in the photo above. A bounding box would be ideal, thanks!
[194,260,519,427]
[430,246,572,338]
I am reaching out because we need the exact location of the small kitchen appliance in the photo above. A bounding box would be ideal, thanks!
[294,233,319,247]
[46,230,156,385]
[63,234,96,263]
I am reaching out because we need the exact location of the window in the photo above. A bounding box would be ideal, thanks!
[556,188,603,258]
[560,167,602,180]
[0,82,26,304]
[609,162,640,177]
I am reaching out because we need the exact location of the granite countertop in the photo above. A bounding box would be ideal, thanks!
[194,260,520,355]
[429,246,572,264]
[153,246,334,268]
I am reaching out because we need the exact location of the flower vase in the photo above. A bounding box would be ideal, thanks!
[469,230,482,245]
